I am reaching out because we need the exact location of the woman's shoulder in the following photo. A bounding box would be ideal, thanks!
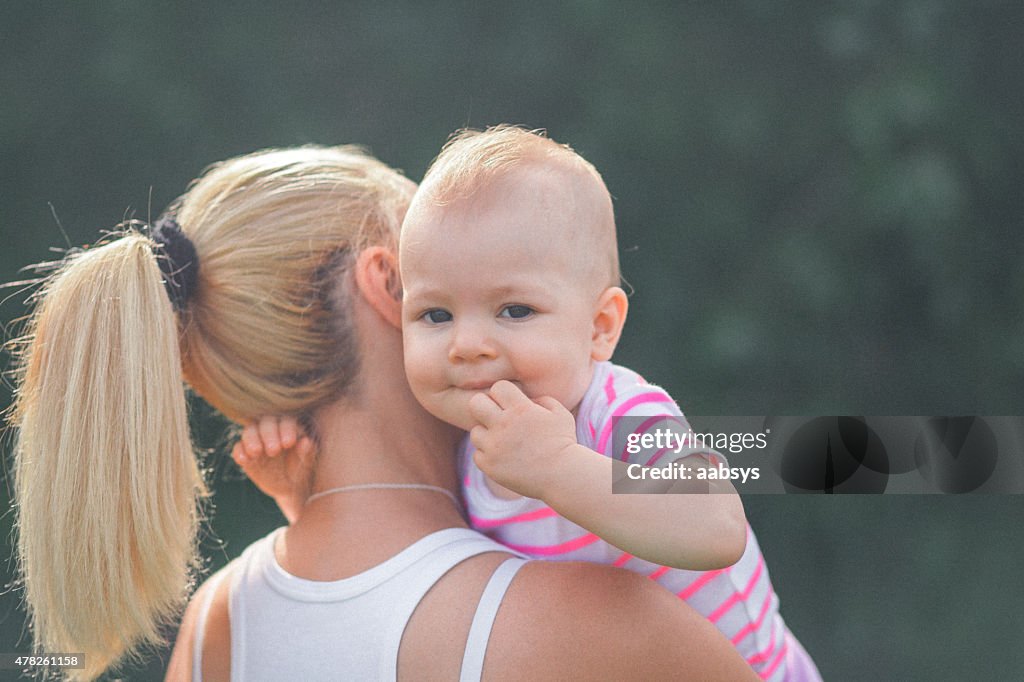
[165,563,236,682]
[487,560,759,681]
[164,527,281,681]
[497,559,673,639]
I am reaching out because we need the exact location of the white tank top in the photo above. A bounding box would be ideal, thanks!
[192,527,526,681]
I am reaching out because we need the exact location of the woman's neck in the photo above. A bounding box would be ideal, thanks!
[276,376,467,580]
[311,377,462,491]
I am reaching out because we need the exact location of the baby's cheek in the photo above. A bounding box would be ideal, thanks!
[405,358,435,400]
[407,368,457,425]
[557,356,595,411]
[403,342,435,398]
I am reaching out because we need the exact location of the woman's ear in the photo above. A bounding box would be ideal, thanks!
[354,246,403,330]
[591,286,628,362]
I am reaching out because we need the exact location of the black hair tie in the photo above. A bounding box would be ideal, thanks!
[150,215,199,310]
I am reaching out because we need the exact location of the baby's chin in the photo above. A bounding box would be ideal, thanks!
[445,403,480,432]
[422,395,478,432]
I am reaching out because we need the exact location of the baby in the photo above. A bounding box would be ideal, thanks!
[399,127,748,569]
[399,126,818,680]
[238,126,820,680]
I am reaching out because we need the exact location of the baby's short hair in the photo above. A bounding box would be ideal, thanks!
[419,125,621,286]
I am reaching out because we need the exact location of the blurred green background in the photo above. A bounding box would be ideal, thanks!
[2,2,1022,679]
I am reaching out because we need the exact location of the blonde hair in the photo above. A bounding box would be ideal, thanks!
[418,124,621,286]
[7,145,414,680]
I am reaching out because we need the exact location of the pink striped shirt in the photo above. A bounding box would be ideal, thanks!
[461,361,810,681]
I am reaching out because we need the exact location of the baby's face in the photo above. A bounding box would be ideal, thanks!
[401,167,602,431]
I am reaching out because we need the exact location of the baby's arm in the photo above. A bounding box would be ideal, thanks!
[469,381,747,571]
[232,416,316,524]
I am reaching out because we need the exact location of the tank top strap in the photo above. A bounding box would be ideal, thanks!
[459,557,528,682]
[376,531,523,680]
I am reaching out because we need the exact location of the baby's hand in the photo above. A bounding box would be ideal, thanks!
[232,415,316,523]
[468,380,577,500]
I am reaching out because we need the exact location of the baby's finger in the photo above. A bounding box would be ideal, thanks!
[469,424,489,451]
[489,380,530,409]
[241,423,266,459]
[258,417,282,457]
[295,436,316,466]
[534,396,569,414]
[468,391,501,426]
[234,441,265,477]
[279,416,299,450]
[231,441,249,465]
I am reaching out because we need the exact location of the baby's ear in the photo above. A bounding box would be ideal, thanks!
[591,286,628,362]
[355,246,403,329]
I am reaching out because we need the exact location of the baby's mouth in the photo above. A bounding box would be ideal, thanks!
[456,380,501,391]
[454,378,520,391]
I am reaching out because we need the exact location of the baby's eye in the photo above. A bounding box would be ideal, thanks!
[421,309,453,324]
[499,305,534,320]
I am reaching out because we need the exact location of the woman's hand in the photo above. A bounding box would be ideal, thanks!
[232,416,316,523]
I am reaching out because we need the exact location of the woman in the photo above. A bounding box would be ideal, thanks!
[10,146,758,680]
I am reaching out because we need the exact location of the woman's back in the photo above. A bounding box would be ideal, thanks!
[190,527,521,680]
[176,523,760,681]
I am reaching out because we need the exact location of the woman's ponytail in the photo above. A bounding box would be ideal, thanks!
[10,232,206,680]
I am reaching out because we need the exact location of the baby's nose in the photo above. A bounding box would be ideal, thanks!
[449,321,497,362]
